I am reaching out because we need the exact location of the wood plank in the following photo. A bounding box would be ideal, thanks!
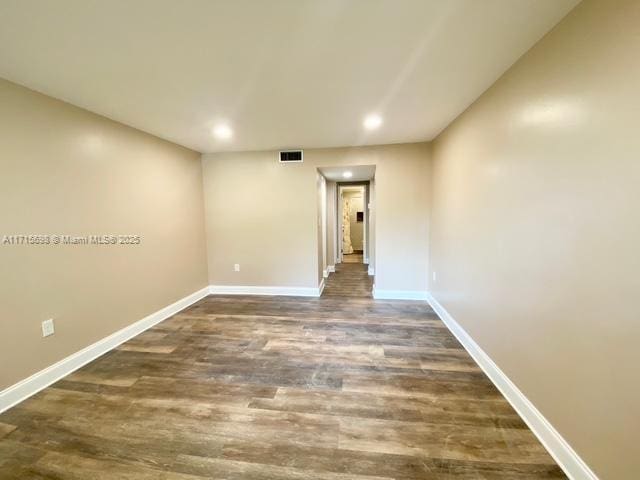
[0,421,17,439]
[338,415,551,463]
[249,387,527,428]
[34,451,207,480]
[173,454,395,480]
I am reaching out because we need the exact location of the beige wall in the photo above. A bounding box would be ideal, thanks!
[202,143,430,292]
[325,181,337,267]
[316,172,326,284]
[0,78,208,390]
[430,0,639,477]
[368,178,376,271]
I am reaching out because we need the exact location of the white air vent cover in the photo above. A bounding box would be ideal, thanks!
[279,150,303,163]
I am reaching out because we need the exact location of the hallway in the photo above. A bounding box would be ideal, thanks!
[322,262,373,298]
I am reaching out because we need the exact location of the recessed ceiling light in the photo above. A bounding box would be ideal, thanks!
[343,171,353,178]
[363,114,382,130]
[213,124,233,140]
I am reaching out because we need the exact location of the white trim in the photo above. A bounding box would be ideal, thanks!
[363,186,368,263]
[327,265,336,273]
[318,278,325,296]
[367,266,374,276]
[372,288,428,301]
[209,285,321,297]
[338,185,344,263]
[323,269,328,278]
[425,293,598,480]
[0,286,210,414]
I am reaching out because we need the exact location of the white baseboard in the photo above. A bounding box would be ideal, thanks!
[368,266,375,276]
[425,293,598,480]
[209,285,321,297]
[0,286,210,414]
[372,288,428,300]
[319,278,325,295]
[327,265,335,273]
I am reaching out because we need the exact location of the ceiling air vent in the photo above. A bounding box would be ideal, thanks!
[279,150,303,163]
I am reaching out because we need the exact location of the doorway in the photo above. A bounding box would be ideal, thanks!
[339,185,366,264]
[317,166,375,298]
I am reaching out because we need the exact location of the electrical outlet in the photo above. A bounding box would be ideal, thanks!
[234,264,240,272]
[42,319,55,337]
[432,271,437,282]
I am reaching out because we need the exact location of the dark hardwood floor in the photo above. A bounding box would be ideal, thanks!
[0,276,565,478]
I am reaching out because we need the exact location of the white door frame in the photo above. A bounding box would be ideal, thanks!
[363,186,368,263]
[337,185,344,264]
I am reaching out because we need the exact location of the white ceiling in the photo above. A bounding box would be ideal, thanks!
[319,165,376,182]
[0,0,579,153]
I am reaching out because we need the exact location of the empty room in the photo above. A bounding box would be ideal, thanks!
[0,1,637,478]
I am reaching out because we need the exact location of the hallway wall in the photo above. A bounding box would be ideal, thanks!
[202,143,430,292]
[316,172,327,285]
[325,181,337,268]
[429,0,640,477]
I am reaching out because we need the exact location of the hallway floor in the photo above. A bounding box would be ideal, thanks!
[322,262,373,298]
[0,294,564,479]
[342,253,363,263]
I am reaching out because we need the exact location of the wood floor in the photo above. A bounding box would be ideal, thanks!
[0,281,565,478]
[342,253,363,264]
[322,262,373,298]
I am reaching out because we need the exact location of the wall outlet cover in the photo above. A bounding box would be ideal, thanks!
[42,319,55,337]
